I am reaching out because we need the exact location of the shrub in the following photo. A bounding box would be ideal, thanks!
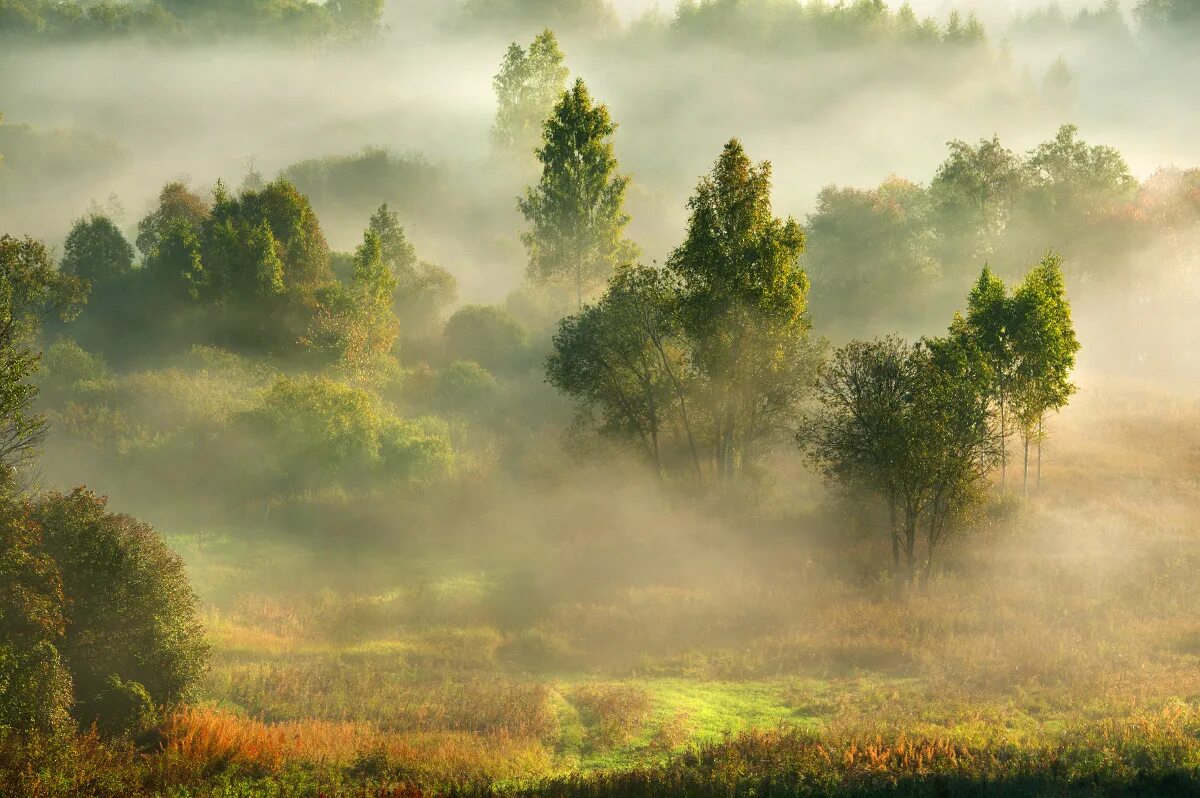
[0,494,72,735]
[36,338,111,405]
[238,375,452,493]
[32,489,209,735]
[443,305,530,374]
[436,360,500,413]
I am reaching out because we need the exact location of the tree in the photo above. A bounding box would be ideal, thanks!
[0,236,86,477]
[0,492,72,735]
[804,178,938,335]
[492,29,570,160]
[803,334,998,585]
[32,488,209,735]
[145,216,205,302]
[1025,124,1136,231]
[367,203,457,339]
[135,181,210,259]
[1010,253,1080,491]
[667,138,819,485]
[60,214,134,286]
[951,266,1016,490]
[803,336,920,574]
[367,202,417,273]
[198,178,336,355]
[519,79,639,306]
[931,135,1028,262]
[547,264,697,477]
[444,304,529,374]
[1135,0,1200,35]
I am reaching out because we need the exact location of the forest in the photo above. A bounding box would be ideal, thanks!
[2,0,1200,796]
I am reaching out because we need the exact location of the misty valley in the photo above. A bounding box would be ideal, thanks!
[1,0,1200,796]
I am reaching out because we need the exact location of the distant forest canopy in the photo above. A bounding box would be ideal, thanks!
[0,0,385,41]
[1,0,1194,44]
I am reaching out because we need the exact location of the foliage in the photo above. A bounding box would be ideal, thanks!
[492,29,570,161]
[32,488,209,735]
[463,0,616,34]
[35,338,111,404]
[367,203,457,340]
[444,304,530,374]
[665,0,987,52]
[804,178,938,335]
[305,228,399,374]
[0,235,86,475]
[135,181,210,259]
[60,214,135,286]
[0,0,383,42]
[0,491,72,735]
[237,375,452,492]
[520,79,639,306]
[549,140,820,487]
[437,360,500,414]
[667,138,819,485]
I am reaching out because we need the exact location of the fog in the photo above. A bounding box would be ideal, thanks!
[3,0,1195,302]
[3,1,1200,793]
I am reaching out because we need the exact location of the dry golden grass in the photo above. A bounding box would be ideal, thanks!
[163,706,554,782]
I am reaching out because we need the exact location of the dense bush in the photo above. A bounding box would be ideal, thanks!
[32,489,208,735]
[437,360,500,414]
[238,375,453,493]
[444,304,530,375]
[0,494,72,735]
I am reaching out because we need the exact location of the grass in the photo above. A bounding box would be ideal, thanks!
[14,377,1200,795]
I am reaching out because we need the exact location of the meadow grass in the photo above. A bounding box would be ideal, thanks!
[13,378,1198,795]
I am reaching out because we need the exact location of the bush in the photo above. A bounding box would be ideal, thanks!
[437,360,500,413]
[36,338,111,404]
[32,488,208,735]
[443,305,530,374]
[238,375,452,493]
[0,494,72,735]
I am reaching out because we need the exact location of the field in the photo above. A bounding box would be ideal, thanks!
[16,373,1192,796]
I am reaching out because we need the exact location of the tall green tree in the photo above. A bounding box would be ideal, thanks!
[135,181,210,259]
[519,78,639,307]
[547,264,700,479]
[931,135,1028,262]
[803,336,921,573]
[667,138,818,484]
[367,203,457,339]
[60,214,134,286]
[952,266,1017,490]
[1010,253,1080,491]
[0,236,85,477]
[492,29,570,160]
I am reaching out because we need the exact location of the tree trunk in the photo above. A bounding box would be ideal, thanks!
[1037,414,1044,491]
[999,390,1007,492]
[1022,431,1029,497]
[890,498,900,574]
[904,507,917,585]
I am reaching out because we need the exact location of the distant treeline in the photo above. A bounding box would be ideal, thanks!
[0,0,383,41]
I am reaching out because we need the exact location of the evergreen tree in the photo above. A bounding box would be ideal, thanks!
[519,79,639,307]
